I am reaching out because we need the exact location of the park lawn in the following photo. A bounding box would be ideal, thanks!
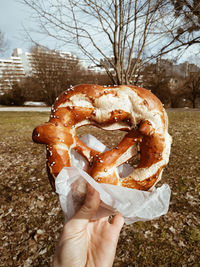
[0,110,199,266]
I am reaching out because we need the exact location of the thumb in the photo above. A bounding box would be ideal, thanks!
[72,184,100,225]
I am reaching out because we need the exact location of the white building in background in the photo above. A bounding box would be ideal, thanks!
[12,47,87,75]
[0,48,87,93]
[12,48,31,74]
[88,65,107,74]
[0,52,26,93]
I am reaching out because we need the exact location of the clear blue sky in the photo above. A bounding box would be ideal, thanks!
[0,0,199,66]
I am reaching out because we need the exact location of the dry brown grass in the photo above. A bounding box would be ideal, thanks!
[0,110,199,266]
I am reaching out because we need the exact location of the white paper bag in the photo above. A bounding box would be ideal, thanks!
[55,134,171,225]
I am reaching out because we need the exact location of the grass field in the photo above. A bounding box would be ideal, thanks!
[0,110,200,266]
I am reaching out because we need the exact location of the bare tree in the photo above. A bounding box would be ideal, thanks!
[21,0,200,84]
[142,63,172,106]
[172,0,200,31]
[29,46,84,105]
[157,0,200,57]
[184,71,200,108]
[21,0,172,85]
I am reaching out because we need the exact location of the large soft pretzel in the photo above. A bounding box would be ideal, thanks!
[32,84,172,191]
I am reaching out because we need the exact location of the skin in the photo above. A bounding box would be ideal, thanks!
[53,184,124,267]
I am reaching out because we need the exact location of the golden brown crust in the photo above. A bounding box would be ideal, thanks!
[121,166,163,191]
[32,84,171,191]
[130,85,164,111]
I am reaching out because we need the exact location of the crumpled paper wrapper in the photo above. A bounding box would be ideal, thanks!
[55,134,171,225]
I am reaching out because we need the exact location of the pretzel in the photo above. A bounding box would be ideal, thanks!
[32,84,172,191]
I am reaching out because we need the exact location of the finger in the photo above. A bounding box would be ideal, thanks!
[72,183,100,225]
[110,213,124,230]
[98,215,110,223]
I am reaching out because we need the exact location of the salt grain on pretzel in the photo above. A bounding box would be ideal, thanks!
[32,84,172,191]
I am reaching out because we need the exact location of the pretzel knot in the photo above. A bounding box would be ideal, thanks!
[32,84,172,191]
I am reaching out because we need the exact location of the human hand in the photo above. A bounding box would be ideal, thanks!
[53,184,124,267]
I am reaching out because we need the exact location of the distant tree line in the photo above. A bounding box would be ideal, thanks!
[142,62,200,108]
[0,45,200,108]
[0,46,112,106]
